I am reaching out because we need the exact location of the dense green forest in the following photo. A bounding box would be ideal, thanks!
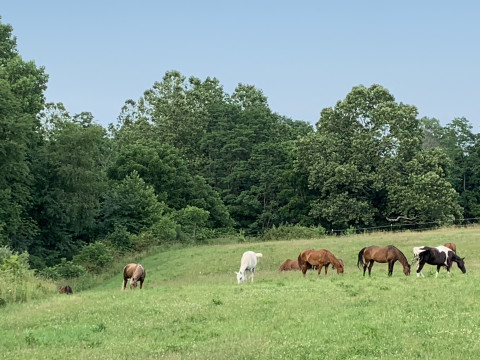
[1,18,479,273]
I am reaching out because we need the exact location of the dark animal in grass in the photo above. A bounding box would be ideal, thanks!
[298,249,344,277]
[59,285,73,295]
[416,246,466,278]
[357,245,410,277]
[278,259,300,271]
[122,263,146,290]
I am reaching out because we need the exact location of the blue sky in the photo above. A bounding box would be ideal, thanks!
[2,1,479,131]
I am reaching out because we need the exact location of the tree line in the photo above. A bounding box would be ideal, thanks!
[1,18,479,270]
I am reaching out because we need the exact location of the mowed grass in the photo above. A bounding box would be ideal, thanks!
[1,227,480,359]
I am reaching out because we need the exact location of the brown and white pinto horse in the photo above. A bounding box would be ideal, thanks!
[358,245,410,277]
[278,259,300,271]
[416,246,466,277]
[298,249,344,277]
[122,263,146,290]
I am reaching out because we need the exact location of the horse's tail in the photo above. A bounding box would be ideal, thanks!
[255,253,263,258]
[298,252,303,270]
[357,248,366,269]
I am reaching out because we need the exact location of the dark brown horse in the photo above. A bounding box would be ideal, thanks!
[59,285,73,295]
[298,249,344,277]
[357,245,410,277]
[278,259,300,271]
[122,263,146,290]
[444,243,457,253]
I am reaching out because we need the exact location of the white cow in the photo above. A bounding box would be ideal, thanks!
[235,251,263,284]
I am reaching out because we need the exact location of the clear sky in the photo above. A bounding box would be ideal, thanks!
[2,1,479,131]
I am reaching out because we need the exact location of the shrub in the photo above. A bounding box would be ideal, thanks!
[261,224,326,241]
[40,258,87,280]
[150,216,178,243]
[104,225,132,252]
[73,242,113,274]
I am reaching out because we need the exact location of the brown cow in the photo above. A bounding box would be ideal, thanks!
[122,263,146,290]
[278,259,300,271]
[59,285,73,295]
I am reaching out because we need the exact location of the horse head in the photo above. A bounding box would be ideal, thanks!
[403,263,411,276]
[235,271,245,284]
[130,279,138,289]
[457,257,467,274]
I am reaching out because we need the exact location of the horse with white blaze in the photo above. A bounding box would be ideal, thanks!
[235,251,263,284]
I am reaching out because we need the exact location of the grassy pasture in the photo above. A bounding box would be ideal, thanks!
[1,226,480,359]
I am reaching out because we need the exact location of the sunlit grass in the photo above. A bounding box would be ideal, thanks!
[1,226,479,359]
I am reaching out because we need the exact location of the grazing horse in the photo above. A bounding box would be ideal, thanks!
[235,251,263,284]
[331,258,344,271]
[278,259,300,271]
[416,246,466,277]
[122,263,146,290]
[444,242,457,253]
[298,249,344,277]
[59,285,73,295]
[357,245,410,277]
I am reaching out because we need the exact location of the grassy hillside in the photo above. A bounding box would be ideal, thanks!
[1,226,479,359]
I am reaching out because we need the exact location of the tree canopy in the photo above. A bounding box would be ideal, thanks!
[1,17,478,270]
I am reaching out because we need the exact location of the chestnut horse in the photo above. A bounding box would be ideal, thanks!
[298,249,344,277]
[444,242,457,253]
[278,259,300,271]
[331,258,344,271]
[357,245,410,277]
[122,263,146,290]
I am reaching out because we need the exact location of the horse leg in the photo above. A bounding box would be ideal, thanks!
[363,263,367,277]
[122,278,127,290]
[324,265,328,275]
[367,261,374,277]
[436,265,442,278]
[317,265,323,275]
[302,265,308,277]
[251,268,255,282]
[417,261,425,277]
[388,261,394,277]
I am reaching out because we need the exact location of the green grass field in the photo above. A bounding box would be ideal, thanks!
[1,226,480,359]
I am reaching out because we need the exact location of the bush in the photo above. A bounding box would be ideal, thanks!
[150,216,178,243]
[261,224,326,241]
[40,258,87,280]
[73,242,113,274]
[0,246,30,275]
[104,225,132,252]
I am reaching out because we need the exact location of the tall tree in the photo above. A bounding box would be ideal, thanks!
[31,104,109,265]
[0,18,47,250]
[296,84,461,229]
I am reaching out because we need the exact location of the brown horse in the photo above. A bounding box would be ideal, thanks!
[298,249,344,277]
[122,263,146,290]
[59,285,73,295]
[331,258,344,271]
[278,259,300,271]
[444,243,457,253]
[357,245,410,277]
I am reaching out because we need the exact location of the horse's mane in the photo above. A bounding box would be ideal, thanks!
[327,251,342,268]
[390,245,409,267]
